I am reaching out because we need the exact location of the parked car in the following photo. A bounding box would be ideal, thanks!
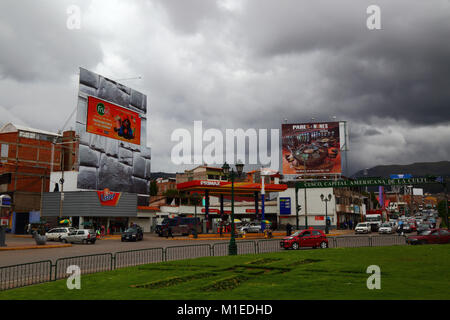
[355,222,372,234]
[417,222,431,234]
[378,223,394,234]
[61,229,96,244]
[156,217,202,236]
[121,226,144,242]
[397,223,411,233]
[240,223,263,233]
[45,227,76,241]
[406,229,450,245]
[280,229,328,249]
[409,222,417,232]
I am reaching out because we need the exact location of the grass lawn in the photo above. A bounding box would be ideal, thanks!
[1,245,449,300]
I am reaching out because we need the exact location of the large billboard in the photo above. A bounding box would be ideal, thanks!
[75,68,151,194]
[282,122,341,175]
[87,96,141,145]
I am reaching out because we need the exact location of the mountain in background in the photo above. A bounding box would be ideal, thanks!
[352,161,450,178]
[150,172,176,180]
[352,161,450,194]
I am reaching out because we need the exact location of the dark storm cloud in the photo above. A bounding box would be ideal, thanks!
[0,0,449,175]
[235,0,450,126]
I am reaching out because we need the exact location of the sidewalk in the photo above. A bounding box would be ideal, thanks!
[1,234,72,251]
[168,229,355,241]
[0,243,72,251]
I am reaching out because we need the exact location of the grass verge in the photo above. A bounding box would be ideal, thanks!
[0,245,448,300]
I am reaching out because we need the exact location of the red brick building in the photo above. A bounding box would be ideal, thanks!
[0,123,78,233]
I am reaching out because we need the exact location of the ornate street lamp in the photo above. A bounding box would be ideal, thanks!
[222,161,244,255]
[320,193,332,234]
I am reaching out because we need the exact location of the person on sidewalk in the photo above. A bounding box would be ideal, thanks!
[286,223,293,236]
[166,226,174,239]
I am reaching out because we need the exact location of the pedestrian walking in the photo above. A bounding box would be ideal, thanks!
[166,226,174,239]
[349,220,353,230]
[286,223,292,236]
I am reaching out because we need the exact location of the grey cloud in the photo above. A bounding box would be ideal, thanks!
[0,0,102,82]
[0,0,449,176]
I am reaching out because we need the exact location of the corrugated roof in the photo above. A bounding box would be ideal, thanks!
[0,123,61,137]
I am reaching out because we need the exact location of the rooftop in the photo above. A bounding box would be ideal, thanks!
[0,123,62,137]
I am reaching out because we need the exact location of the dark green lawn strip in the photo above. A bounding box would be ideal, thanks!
[0,245,448,300]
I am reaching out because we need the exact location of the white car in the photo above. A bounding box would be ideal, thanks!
[378,223,394,234]
[45,227,76,241]
[355,222,372,234]
[61,229,97,244]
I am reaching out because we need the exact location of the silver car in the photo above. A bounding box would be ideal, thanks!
[240,223,262,233]
[61,229,96,244]
[45,227,76,241]
[378,223,394,234]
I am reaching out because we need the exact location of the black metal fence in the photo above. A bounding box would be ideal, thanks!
[55,253,113,280]
[115,248,163,269]
[0,235,407,291]
[0,260,52,291]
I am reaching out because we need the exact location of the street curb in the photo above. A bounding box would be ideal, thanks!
[0,244,72,251]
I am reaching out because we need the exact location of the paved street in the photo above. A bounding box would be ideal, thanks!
[0,234,222,267]
[0,231,409,267]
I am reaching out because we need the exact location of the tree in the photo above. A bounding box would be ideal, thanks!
[150,180,158,196]
[437,199,449,228]
[164,189,180,205]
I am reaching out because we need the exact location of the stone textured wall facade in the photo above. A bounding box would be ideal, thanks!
[75,68,151,194]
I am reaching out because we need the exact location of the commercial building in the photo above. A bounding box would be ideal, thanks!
[0,123,76,233]
[277,181,367,230]
[40,68,152,233]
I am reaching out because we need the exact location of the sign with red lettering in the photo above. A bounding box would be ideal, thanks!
[96,188,121,206]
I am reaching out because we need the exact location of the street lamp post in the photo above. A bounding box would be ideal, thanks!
[191,192,200,238]
[222,161,244,256]
[320,194,332,234]
[302,154,309,229]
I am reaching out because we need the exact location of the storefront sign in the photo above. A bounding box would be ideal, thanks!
[201,208,220,213]
[279,197,291,215]
[0,195,11,207]
[296,177,441,189]
[96,188,121,206]
[245,209,260,213]
[315,216,324,221]
[87,96,141,145]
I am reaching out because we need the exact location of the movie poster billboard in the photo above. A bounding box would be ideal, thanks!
[87,96,141,145]
[75,68,151,194]
[282,122,341,175]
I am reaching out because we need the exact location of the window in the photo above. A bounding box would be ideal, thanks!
[312,231,322,236]
[77,231,85,235]
[302,231,311,237]
[19,131,36,139]
[440,230,449,236]
[431,231,439,236]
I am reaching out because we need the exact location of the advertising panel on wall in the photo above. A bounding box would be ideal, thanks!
[75,68,151,194]
[87,96,141,145]
[282,122,342,175]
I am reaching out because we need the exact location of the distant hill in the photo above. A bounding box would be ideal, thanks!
[150,172,176,180]
[352,161,450,193]
[352,161,450,178]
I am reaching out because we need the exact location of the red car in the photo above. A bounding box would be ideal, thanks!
[280,229,328,249]
[406,228,450,245]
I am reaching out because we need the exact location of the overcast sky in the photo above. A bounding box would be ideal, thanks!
[0,0,449,175]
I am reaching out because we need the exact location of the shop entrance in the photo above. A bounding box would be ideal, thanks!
[14,212,29,234]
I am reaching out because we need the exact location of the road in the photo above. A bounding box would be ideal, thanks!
[0,232,408,267]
